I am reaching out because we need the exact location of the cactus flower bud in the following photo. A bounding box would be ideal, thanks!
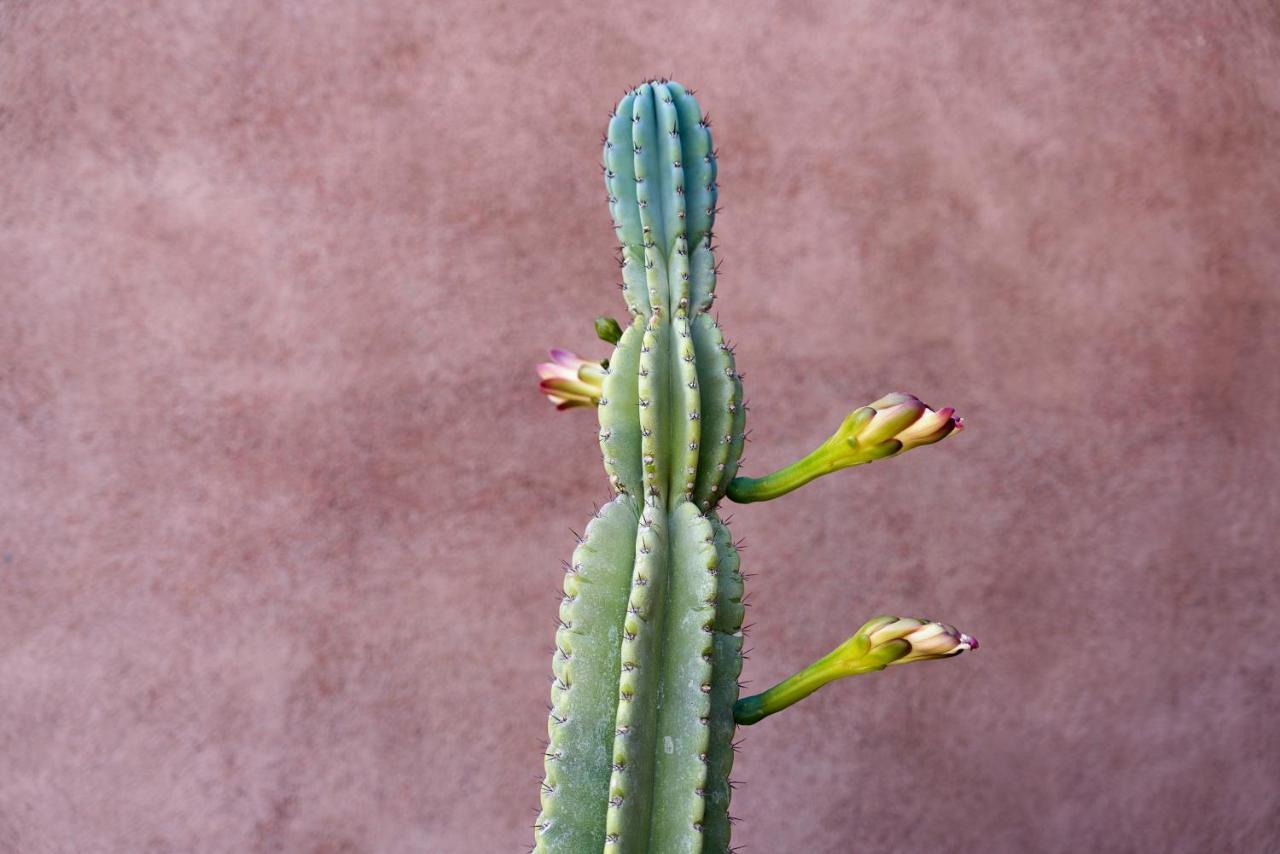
[728,393,962,503]
[858,615,978,667]
[537,348,606,410]
[594,315,624,345]
[734,614,976,725]
[860,393,963,453]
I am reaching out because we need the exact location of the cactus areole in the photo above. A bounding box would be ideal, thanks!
[534,80,975,853]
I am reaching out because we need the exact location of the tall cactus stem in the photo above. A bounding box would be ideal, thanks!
[535,80,971,853]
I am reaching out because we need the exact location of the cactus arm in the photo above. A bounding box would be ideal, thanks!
[702,515,744,852]
[599,319,645,496]
[536,497,641,852]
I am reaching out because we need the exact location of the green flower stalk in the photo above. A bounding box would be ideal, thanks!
[532,79,976,853]
[734,616,978,725]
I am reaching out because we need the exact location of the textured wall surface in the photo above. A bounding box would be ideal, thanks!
[2,2,1278,852]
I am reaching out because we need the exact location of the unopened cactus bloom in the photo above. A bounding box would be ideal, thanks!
[727,392,962,503]
[857,393,963,453]
[856,615,978,665]
[734,615,978,725]
[537,348,605,410]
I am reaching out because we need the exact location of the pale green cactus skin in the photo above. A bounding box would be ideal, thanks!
[534,80,969,853]
[535,79,744,854]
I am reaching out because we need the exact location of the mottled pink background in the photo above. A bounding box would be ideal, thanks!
[2,2,1278,852]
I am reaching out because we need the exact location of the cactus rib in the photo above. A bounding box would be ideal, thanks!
[538,497,639,849]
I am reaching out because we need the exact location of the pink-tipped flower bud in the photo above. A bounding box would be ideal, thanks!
[852,393,963,457]
[536,348,605,410]
[863,616,978,666]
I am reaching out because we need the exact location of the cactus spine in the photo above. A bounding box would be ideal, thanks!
[535,80,972,853]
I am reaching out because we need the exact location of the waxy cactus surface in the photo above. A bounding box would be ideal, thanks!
[534,80,974,854]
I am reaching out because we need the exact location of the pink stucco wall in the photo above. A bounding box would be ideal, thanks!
[2,2,1278,851]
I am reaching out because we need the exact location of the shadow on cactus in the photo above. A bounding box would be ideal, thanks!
[533,79,976,853]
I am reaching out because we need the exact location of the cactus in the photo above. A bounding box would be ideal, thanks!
[533,79,976,853]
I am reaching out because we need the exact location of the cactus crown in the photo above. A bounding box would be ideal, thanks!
[597,79,741,512]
